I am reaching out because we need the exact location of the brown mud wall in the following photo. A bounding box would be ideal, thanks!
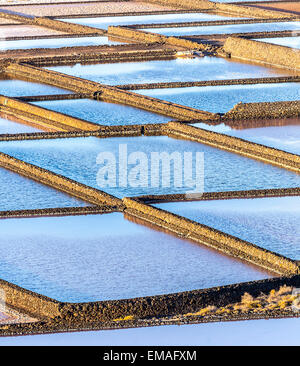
[117,76,300,90]
[33,17,105,35]
[0,95,101,132]
[0,123,164,141]
[147,0,296,18]
[163,122,300,173]
[123,197,299,276]
[59,274,300,324]
[224,101,300,120]
[0,9,105,35]
[130,17,297,29]
[4,63,218,121]
[0,205,119,219]
[223,37,300,70]
[107,25,209,50]
[0,151,122,206]
[133,187,300,203]
[0,278,60,319]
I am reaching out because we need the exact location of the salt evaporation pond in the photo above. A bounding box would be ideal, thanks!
[255,37,300,49]
[144,21,300,36]
[0,166,88,211]
[33,99,170,126]
[190,122,300,156]
[1,136,300,198]
[0,116,41,134]
[46,57,292,86]
[0,36,121,51]
[59,12,237,30]
[154,196,300,260]
[136,83,300,114]
[0,213,273,302]
[0,77,72,97]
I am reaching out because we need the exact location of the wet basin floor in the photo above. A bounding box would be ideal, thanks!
[0,213,274,302]
[0,135,299,198]
[190,121,300,155]
[0,165,89,211]
[154,196,300,260]
[32,99,170,126]
[136,83,300,114]
[46,57,293,86]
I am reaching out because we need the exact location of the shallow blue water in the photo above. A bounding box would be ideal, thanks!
[0,136,299,198]
[0,36,120,51]
[59,13,236,30]
[255,37,300,49]
[136,83,300,113]
[33,99,170,126]
[190,122,300,155]
[0,213,273,302]
[0,166,88,210]
[0,78,71,97]
[155,197,300,260]
[47,57,291,86]
[0,116,41,134]
[144,22,300,36]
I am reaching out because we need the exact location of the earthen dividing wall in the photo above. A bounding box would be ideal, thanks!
[123,197,299,276]
[0,278,60,319]
[33,17,105,35]
[0,205,118,219]
[0,9,105,35]
[0,95,101,131]
[107,25,208,50]
[133,187,300,203]
[163,122,300,173]
[223,37,300,70]
[147,0,296,18]
[224,101,300,120]
[4,63,218,121]
[117,76,300,90]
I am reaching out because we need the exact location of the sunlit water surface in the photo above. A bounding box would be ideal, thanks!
[0,136,299,198]
[155,197,300,260]
[0,213,273,302]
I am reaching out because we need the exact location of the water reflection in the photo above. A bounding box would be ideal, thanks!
[155,196,300,260]
[0,213,273,302]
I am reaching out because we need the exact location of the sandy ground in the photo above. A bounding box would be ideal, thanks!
[251,2,300,16]
[0,1,178,17]
[0,24,67,38]
[0,17,20,25]
[0,0,116,4]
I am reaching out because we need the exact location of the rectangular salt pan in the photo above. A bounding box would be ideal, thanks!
[154,197,300,260]
[143,22,300,36]
[0,136,299,198]
[190,122,300,156]
[136,83,300,114]
[59,12,238,30]
[0,78,72,97]
[0,166,89,211]
[33,99,170,126]
[0,36,121,51]
[47,57,291,86]
[0,213,273,302]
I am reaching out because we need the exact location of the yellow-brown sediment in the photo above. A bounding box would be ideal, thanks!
[223,37,300,71]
